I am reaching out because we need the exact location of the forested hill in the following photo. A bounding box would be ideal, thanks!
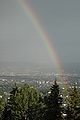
[0,81,80,120]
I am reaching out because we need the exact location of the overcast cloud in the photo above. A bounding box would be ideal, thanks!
[0,0,80,64]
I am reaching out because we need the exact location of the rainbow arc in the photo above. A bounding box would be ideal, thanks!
[18,0,68,86]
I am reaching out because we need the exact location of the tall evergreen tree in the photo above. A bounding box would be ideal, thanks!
[0,97,5,120]
[1,84,44,120]
[1,84,19,120]
[44,79,63,120]
[65,86,80,120]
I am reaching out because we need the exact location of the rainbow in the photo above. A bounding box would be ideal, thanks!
[18,0,67,85]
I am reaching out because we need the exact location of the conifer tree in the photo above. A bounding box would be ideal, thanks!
[0,97,5,120]
[44,79,63,120]
[1,84,44,120]
[65,86,80,120]
[1,84,19,120]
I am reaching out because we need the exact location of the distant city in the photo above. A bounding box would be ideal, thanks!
[0,62,80,98]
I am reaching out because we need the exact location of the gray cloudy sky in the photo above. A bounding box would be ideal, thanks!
[0,0,80,64]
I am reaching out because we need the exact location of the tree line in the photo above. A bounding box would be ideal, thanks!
[0,80,80,120]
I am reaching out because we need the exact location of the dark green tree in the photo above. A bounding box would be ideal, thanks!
[65,86,80,120]
[17,84,44,120]
[1,84,19,120]
[1,84,44,120]
[44,80,63,120]
[0,97,5,120]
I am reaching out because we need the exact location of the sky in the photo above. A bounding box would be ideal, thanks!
[0,0,80,64]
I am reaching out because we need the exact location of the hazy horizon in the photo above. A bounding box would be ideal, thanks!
[0,61,80,74]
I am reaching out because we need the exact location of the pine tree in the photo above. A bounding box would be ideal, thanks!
[0,97,5,120]
[44,79,63,120]
[1,84,19,120]
[1,84,44,120]
[65,86,80,120]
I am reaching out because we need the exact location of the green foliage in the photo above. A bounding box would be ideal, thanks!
[43,80,63,120]
[1,84,44,120]
[1,82,80,120]
[65,87,80,120]
[0,98,5,120]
